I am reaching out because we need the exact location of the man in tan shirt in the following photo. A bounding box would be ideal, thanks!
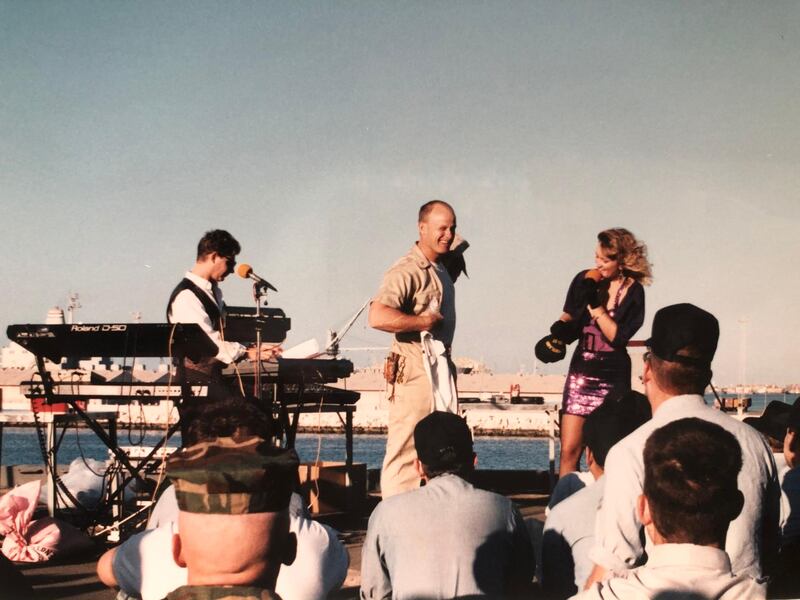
[369,200,467,498]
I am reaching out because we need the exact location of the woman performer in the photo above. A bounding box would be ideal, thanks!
[540,228,652,475]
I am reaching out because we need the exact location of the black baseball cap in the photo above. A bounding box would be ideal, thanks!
[414,411,474,470]
[646,303,719,368]
[744,401,792,443]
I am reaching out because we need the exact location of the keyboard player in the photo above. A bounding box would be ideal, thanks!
[167,229,280,385]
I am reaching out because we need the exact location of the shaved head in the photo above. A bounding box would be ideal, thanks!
[417,201,457,262]
[418,200,455,223]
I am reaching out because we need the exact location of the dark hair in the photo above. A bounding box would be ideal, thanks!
[643,418,743,545]
[762,434,784,453]
[583,391,651,467]
[418,200,455,223]
[649,354,712,396]
[414,411,474,479]
[420,458,474,480]
[196,229,241,261]
[182,394,273,446]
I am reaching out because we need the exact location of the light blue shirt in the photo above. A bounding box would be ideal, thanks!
[543,476,605,595]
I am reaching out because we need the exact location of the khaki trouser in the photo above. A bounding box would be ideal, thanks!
[380,350,434,499]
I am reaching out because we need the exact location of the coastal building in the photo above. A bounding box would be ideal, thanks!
[0,356,572,435]
[0,342,37,370]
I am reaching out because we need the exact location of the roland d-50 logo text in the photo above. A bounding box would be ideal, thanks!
[71,324,128,332]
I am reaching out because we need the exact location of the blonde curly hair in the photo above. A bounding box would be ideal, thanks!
[598,228,653,285]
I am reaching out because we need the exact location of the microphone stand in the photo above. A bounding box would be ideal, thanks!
[252,281,271,407]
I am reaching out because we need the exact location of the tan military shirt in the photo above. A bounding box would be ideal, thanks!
[373,243,454,358]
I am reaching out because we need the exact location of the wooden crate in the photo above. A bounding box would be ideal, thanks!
[297,461,366,515]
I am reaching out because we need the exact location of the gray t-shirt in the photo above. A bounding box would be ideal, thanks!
[360,473,534,599]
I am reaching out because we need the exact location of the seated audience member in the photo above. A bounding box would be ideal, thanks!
[541,391,650,597]
[97,398,348,600]
[148,397,274,528]
[744,400,792,456]
[548,391,652,514]
[743,398,800,541]
[778,398,800,544]
[360,411,535,599]
[100,488,348,600]
[574,417,765,599]
[546,470,594,514]
[585,304,780,588]
[770,397,800,598]
[164,436,298,599]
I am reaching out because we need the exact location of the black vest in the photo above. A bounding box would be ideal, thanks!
[166,278,227,388]
[166,278,222,330]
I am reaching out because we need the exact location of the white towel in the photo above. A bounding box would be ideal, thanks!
[420,331,458,413]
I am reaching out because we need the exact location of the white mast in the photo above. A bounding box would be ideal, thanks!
[66,292,81,324]
[738,317,748,397]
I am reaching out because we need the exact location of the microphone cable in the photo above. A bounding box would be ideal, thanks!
[146,322,179,526]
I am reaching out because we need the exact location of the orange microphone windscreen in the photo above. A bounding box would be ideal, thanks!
[236,263,253,279]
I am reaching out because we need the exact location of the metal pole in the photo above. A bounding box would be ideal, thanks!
[252,282,267,405]
[346,409,354,467]
[547,410,556,493]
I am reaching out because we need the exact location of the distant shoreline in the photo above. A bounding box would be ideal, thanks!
[0,421,553,438]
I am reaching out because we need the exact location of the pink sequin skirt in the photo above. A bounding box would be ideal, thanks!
[562,349,631,417]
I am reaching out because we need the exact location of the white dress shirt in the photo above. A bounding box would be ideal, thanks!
[589,394,780,579]
[168,271,245,364]
[573,544,765,599]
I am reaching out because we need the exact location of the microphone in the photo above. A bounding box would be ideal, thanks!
[236,263,278,292]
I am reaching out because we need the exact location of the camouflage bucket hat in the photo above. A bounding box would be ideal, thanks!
[167,436,299,515]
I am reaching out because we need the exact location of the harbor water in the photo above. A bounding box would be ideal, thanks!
[0,429,559,471]
[1,393,794,471]
[704,391,797,413]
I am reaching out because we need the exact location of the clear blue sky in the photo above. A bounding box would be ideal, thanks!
[2,1,799,385]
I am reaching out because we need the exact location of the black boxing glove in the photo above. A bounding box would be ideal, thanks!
[535,334,567,363]
[550,320,580,345]
[580,278,602,309]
